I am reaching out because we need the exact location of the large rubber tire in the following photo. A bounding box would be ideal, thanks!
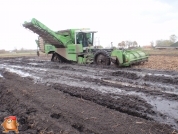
[115,58,120,66]
[94,50,111,65]
[51,53,63,62]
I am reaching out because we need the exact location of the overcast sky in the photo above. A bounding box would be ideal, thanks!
[0,0,178,50]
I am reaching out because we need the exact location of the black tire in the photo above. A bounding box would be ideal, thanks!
[94,50,111,65]
[51,53,62,62]
[112,58,120,67]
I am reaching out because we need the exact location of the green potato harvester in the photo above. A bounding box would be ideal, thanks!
[23,18,148,67]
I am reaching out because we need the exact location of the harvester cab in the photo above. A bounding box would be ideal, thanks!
[23,18,149,67]
[74,29,97,49]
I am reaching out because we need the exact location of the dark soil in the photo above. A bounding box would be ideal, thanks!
[0,56,178,134]
[0,72,175,134]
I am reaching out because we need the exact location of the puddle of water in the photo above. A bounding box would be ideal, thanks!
[147,73,173,78]
[17,58,22,60]
[149,97,178,118]
[28,63,38,65]
[6,65,47,71]
[10,63,176,96]
[103,79,145,88]
[102,79,178,129]
[143,96,178,129]
[126,91,178,129]
[2,67,40,80]
[28,59,37,61]
[127,91,178,118]
[102,79,162,92]
[28,59,47,62]
[41,75,123,94]
[154,83,178,95]
[103,79,178,95]
[6,68,32,77]
[27,63,43,66]
[0,73,3,77]
[119,70,174,78]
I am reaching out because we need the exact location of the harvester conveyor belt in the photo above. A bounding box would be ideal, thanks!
[23,18,70,48]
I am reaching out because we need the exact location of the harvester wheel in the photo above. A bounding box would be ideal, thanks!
[113,58,120,67]
[94,50,111,65]
[51,53,62,62]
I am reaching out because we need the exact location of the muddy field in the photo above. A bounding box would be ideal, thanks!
[0,56,178,134]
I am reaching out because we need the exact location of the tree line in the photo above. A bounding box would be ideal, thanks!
[118,41,139,48]
[155,34,177,47]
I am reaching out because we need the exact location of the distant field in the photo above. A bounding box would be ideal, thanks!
[1,48,177,58]
[143,48,178,56]
[0,52,47,58]
[134,48,178,71]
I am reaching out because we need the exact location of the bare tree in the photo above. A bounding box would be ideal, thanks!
[133,41,138,47]
[130,41,133,47]
[125,41,129,48]
[150,41,154,47]
[118,43,121,47]
[121,41,125,48]
[170,34,177,43]
[118,40,138,48]
[156,39,172,46]
[111,42,113,48]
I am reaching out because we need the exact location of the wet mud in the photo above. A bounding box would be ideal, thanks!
[0,57,178,133]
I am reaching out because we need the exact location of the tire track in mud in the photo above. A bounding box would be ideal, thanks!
[6,58,178,94]
[1,57,178,130]
[2,60,178,97]
[0,72,98,134]
[3,60,178,95]
[1,72,175,134]
[52,83,154,120]
[109,70,178,95]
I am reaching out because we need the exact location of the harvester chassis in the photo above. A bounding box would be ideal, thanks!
[23,18,149,67]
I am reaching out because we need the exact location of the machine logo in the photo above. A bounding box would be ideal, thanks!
[1,116,19,134]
